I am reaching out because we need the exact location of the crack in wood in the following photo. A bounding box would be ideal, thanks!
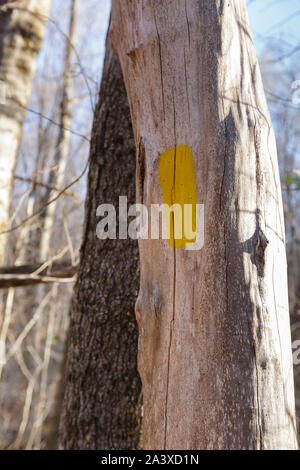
[153,6,165,119]
[163,96,177,450]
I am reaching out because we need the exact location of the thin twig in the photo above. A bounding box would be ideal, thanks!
[0,159,89,236]
[14,175,76,197]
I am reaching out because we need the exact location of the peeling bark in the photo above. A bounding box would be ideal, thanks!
[111,0,298,450]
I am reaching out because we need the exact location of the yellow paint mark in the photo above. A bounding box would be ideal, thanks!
[159,144,197,249]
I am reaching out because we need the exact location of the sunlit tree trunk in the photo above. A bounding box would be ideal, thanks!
[110,0,298,449]
[0,0,52,264]
[59,43,141,450]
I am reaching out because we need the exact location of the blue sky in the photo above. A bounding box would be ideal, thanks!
[98,1,300,62]
[248,0,300,54]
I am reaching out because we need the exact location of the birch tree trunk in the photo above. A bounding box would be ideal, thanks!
[59,43,141,450]
[0,0,51,264]
[110,0,298,450]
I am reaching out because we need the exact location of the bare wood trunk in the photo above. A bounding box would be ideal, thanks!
[59,43,141,450]
[111,0,298,449]
[0,0,52,264]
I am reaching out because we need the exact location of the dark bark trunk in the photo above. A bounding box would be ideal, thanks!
[59,43,141,450]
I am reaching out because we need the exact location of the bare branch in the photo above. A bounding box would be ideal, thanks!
[0,262,77,289]
[14,175,76,197]
[0,159,88,236]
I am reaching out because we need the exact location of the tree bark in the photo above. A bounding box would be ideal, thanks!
[0,0,52,264]
[59,43,141,450]
[110,0,298,450]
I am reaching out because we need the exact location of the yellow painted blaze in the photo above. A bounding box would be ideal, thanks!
[159,144,197,249]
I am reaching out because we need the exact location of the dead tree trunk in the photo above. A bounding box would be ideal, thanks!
[0,0,52,264]
[59,43,141,450]
[110,0,298,449]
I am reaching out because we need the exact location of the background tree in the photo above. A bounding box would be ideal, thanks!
[0,0,108,449]
[38,0,77,262]
[0,0,52,264]
[111,0,298,449]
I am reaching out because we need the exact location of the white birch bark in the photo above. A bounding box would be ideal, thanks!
[0,0,52,264]
[111,0,298,450]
